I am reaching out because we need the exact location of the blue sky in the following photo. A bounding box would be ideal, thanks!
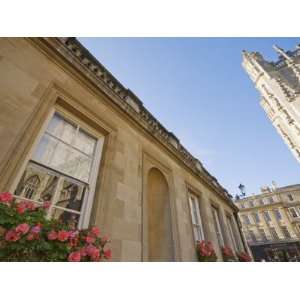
[79,38,300,196]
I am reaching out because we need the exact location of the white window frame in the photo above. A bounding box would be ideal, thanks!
[211,206,224,247]
[11,107,104,229]
[188,192,205,242]
[288,207,300,218]
[226,215,238,252]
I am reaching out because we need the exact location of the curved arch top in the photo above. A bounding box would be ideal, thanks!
[147,167,174,261]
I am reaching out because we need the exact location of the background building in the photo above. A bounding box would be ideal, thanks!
[242,44,300,163]
[0,37,247,261]
[235,182,300,261]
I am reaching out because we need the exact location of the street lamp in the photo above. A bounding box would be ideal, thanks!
[238,183,246,197]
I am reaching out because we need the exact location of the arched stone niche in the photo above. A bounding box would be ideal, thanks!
[142,153,180,261]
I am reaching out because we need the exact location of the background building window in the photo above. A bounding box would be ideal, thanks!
[288,207,300,218]
[252,212,260,223]
[249,200,254,207]
[249,230,257,243]
[268,197,274,204]
[258,229,267,241]
[259,199,264,206]
[263,211,271,223]
[273,209,282,220]
[287,194,294,201]
[269,227,279,240]
[241,215,250,225]
[14,112,103,229]
[281,226,291,239]
[188,192,205,242]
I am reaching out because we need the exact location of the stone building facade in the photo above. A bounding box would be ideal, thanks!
[0,37,246,261]
[236,183,300,261]
[242,44,300,163]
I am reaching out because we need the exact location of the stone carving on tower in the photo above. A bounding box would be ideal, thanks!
[242,44,300,163]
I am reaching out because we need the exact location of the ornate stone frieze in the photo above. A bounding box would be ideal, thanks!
[275,77,299,102]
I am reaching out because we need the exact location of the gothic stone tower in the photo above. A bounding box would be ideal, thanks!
[242,44,300,163]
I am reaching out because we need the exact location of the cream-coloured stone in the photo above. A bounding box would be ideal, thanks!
[0,37,245,262]
[242,46,300,163]
[236,183,300,261]
[121,240,142,261]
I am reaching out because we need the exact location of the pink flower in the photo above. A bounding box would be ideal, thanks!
[31,224,41,234]
[57,230,70,242]
[68,251,81,262]
[80,247,87,257]
[5,230,20,242]
[85,244,98,256]
[90,226,100,237]
[47,230,58,241]
[25,201,36,211]
[104,249,112,260]
[43,201,51,209]
[15,223,30,235]
[16,202,27,214]
[27,233,35,241]
[0,192,13,203]
[90,248,100,261]
[69,230,79,239]
[101,235,110,246]
[85,236,95,244]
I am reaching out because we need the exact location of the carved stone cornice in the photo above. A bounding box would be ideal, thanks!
[28,37,235,208]
[275,77,299,102]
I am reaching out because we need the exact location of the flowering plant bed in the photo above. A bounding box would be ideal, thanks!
[221,245,237,262]
[196,240,217,262]
[0,192,111,262]
[237,251,252,262]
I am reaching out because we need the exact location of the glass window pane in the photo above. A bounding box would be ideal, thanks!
[74,129,96,156]
[33,134,92,182]
[46,113,76,144]
[51,207,81,229]
[15,162,59,203]
[54,179,86,212]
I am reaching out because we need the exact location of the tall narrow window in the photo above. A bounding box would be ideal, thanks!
[14,112,104,229]
[263,211,271,223]
[226,215,238,252]
[281,226,291,239]
[258,229,267,241]
[273,209,282,220]
[269,227,279,240]
[252,212,260,223]
[288,207,300,218]
[188,192,204,242]
[211,206,224,247]
[248,230,257,243]
[287,194,294,202]
[241,215,250,225]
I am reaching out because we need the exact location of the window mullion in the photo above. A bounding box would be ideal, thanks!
[47,176,65,219]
